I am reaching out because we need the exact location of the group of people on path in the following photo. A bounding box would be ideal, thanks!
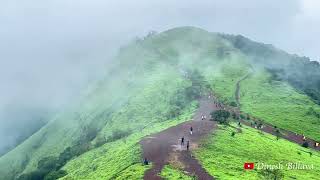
[143,125,195,165]
[180,125,194,151]
[180,136,190,151]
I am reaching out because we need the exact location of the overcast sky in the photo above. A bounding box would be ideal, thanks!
[0,0,319,151]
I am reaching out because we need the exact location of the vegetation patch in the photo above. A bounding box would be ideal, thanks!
[195,124,320,179]
[240,70,320,141]
[160,165,195,180]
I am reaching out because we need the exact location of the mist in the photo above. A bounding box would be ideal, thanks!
[0,0,319,154]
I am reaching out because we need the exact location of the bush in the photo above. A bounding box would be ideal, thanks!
[38,156,60,170]
[95,136,107,148]
[232,113,237,119]
[302,142,309,148]
[210,110,230,124]
[44,170,67,180]
[185,69,208,99]
[229,101,237,107]
[17,170,47,180]
[259,169,284,180]
[107,129,132,143]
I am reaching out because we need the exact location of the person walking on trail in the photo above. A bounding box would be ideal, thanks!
[181,136,185,146]
[143,158,149,165]
[201,115,204,120]
[190,126,193,135]
[302,135,306,141]
[187,141,190,151]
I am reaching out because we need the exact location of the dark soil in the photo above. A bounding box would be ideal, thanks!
[140,97,218,180]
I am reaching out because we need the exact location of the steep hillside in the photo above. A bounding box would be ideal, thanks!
[1,27,319,180]
[196,123,320,179]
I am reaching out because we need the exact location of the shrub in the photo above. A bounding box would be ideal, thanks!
[259,169,284,180]
[107,129,132,143]
[210,110,230,124]
[44,170,67,180]
[232,113,237,119]
[185,69,209,99]
[95,136,107,148]
[229,101,237,107]
[302,142,309,148]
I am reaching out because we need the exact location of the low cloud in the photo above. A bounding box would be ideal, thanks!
[0,0,318,154]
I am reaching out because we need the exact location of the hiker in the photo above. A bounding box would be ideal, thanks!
[302,135,306,141]
[201,115,204,120]
[181,136,185,146]
[187,141,190,151]
[143,158,149,165]
[315,142,319,147]
[190,126,193,135]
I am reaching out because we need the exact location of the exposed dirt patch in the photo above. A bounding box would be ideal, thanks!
[140,97,218,180]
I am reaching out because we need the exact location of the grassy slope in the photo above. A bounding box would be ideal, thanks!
[59,28,237,179]
[61,68,198,179]
[240,69,320,141]
[195,123,320,180]
[1,27,319,179]
[61,110,196,180]
[204,52,320,141]
[0,64,160,179]
[160,165,195,180]
[204,55,250,103]
[0,28,207,179]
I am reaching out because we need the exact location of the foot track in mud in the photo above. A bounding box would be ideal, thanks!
[140,98,217,180]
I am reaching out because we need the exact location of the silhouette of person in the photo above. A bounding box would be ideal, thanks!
[181,136,185,146]
[144,158,149,165]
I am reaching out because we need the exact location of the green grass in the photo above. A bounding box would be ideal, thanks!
[205,56,250,103]
[61,104,196,180]
[59,67,198,179]
[195,123,320,180]
[113,163,151,180]
[160,165,195,180]
[240,70,320,141]
[2,26,320,180]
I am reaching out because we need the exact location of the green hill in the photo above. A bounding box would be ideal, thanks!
[196,123,320,179]
[1,27,319,180]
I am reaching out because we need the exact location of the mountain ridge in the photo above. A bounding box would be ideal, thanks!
[1,26,319,180]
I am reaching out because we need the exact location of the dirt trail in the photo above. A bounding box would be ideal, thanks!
[235,73,250,107]
[234,71,320,151]
[140,97,218,180]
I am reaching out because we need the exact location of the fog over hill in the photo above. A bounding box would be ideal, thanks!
[0,0,319,155]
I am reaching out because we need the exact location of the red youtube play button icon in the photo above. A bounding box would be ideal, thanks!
[244,162,254,170]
